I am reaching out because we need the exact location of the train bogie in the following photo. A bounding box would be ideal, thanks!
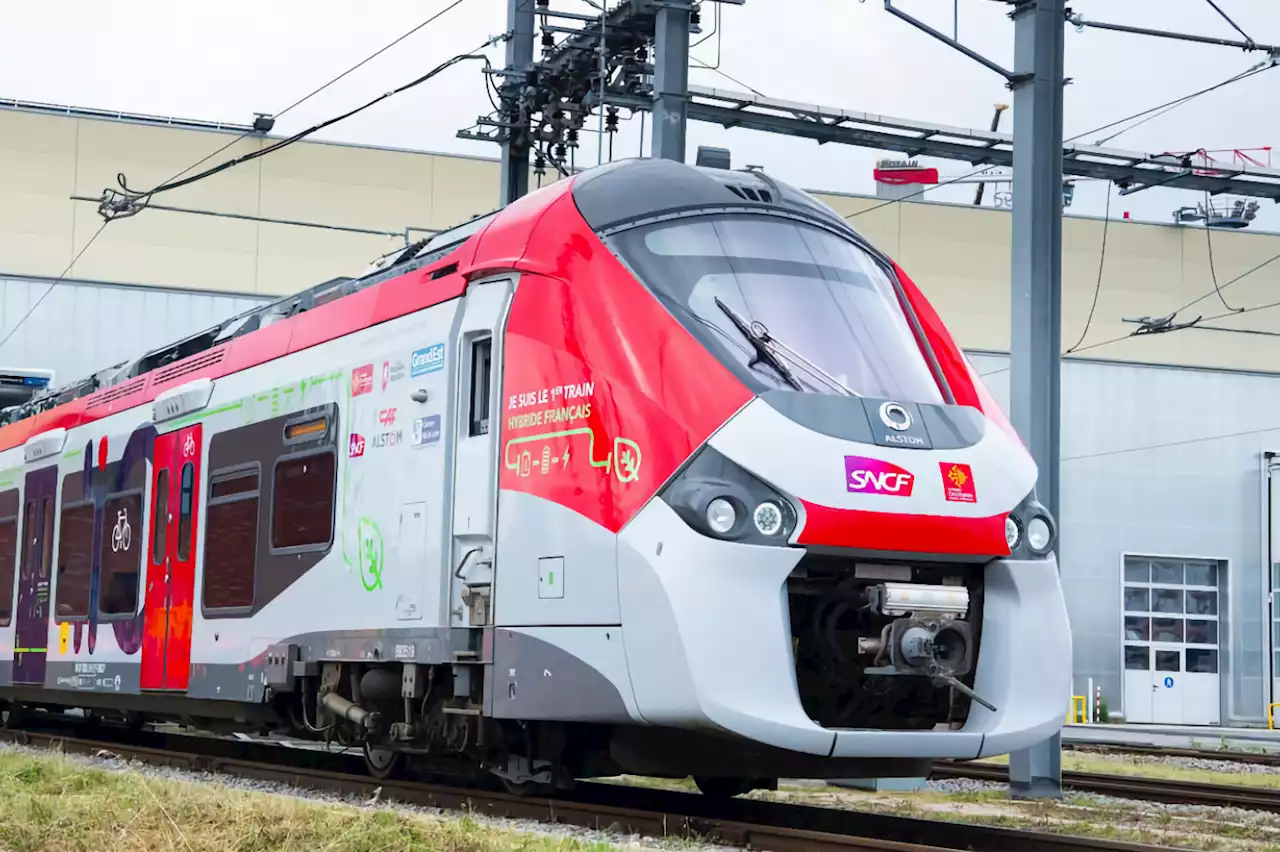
[0,157,1070,793]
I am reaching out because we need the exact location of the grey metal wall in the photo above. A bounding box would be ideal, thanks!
[0,275,270,386]
[970,351,1280,726]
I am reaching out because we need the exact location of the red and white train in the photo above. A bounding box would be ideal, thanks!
[0,157,1070,795]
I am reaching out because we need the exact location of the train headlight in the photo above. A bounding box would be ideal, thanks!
[659,445,797,546]
[1026,515,1052,553]
[1005,490,1057,559]
[707,498,738,535]
[753,501,784,536]
[1005,515,1021,550]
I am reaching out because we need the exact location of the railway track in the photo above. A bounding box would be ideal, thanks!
[1066,742,1280,767]
[0,725,1175,852]
[933,759,1280,812]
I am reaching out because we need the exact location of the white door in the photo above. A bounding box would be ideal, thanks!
[445,277,512,628]
[1151,646,1183,724]
[1122,556,1221,726]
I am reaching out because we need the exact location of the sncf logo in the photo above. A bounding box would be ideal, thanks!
[845,455,915,497]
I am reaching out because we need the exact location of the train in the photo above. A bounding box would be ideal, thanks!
[0,157,1071,797]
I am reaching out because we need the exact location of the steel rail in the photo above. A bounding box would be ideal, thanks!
[934,759,1280,812]
[0,726,1173,852]
[1065,742,1280,767]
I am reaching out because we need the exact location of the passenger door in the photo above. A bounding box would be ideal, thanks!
[13,467,55,685]
[446,277,511,628]
[141,425,201,690]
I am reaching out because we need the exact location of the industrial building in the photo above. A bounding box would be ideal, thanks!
[5,96,1280,727]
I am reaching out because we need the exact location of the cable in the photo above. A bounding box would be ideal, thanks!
[1075,62,1274,147]
[690,1,722,67]
[101,45,498,220]
[1202,0,1256,47]
[1066,181,1112,353]
[1064,422,1280,463]
[689,57,764,97]
[1203,190,1243,313]
[1168,245,1280,318]
[0,222,110,354]
[110,0,482,206]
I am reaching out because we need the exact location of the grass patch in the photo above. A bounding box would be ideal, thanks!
[0,748,620,852]
[977,752,1280,790]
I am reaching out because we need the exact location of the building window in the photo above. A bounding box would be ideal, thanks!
[203,469,259,611]
[469,337,492,437]
[271,453,335,550]
[56,502,95,619]
[177,463,194,562]
[152,468,170,565]
[1122,555,1222,677]
[100,492,144,616]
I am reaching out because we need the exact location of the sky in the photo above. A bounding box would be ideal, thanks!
[5,0,1280,228]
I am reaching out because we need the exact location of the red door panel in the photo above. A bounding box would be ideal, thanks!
[141,434,174,690]
[141,425,201,691]
[166,426,200,689]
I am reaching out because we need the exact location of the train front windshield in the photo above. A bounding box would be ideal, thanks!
[611,214,944,404]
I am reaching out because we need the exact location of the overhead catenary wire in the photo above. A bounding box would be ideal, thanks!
[0,222,110,354]
[1066,180,1112,353]
[1203,190,1243,313]
[1202,0,1256,47]
[141,0,479,196]
[100,44,501,221]
[4,6,491,355]
[847,60,1276,222]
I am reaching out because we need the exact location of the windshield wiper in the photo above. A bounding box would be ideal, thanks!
[714,298,804,391]
[714,298,860,397]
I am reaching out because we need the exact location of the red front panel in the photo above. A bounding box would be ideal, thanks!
[141,425,201,691]
[497,193,753,533]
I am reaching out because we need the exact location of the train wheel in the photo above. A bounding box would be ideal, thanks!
[499,778,555,797]
[363,742,402,780]
[692,776,754,799]
[2,702,25,729]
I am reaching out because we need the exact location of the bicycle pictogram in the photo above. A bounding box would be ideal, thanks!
[182,433,196,457]
[111,508,132,553]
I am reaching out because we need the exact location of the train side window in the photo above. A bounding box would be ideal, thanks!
[56,501,95,619]
[152,469,170,565]
[177,463,194,561]
[469,337,492,437]
[99,490,144,616]
[0,509,17,626]
[40,499,53,579]
[203,469,259,611]
[271,453,335,550]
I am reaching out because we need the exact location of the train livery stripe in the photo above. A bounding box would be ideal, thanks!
[796,498,1010,556]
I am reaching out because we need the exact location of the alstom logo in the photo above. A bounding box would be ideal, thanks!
[845,456,915,497]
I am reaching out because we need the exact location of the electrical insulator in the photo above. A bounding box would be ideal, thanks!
[554,143,566,159]
[605,108,619,132]
[690,9,701,25]
[635,47,648,62]
[541,32,555,48]
[567,128,579,145]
